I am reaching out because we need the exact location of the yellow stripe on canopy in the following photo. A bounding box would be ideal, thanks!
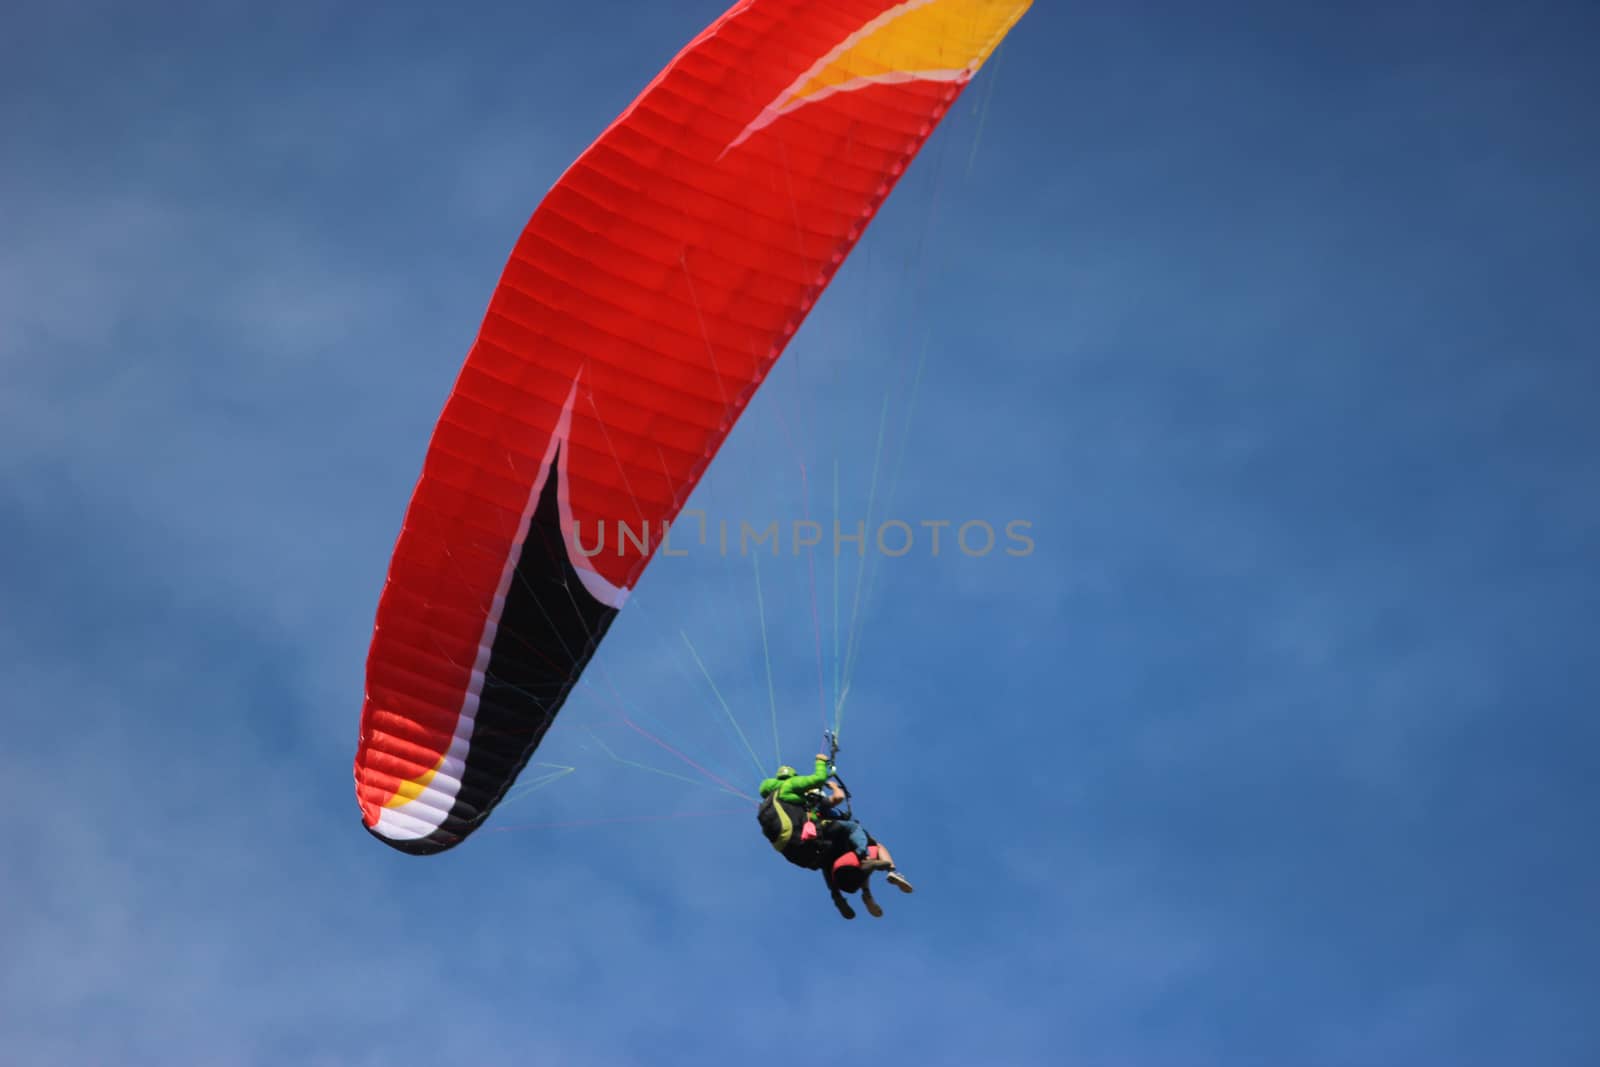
[784,0,1031,104]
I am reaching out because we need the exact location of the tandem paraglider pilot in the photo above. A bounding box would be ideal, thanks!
[756,737,913,920]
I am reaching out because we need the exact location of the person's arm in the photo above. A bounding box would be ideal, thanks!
[784,755,833,793]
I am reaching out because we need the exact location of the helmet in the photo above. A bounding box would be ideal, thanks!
[774,765,797,779]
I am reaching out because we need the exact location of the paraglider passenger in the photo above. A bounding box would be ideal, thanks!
[807,778,870,861]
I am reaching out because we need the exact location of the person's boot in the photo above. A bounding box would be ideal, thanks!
[831,891,855,920]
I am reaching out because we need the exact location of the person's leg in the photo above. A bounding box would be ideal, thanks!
[822,869,855,919]
[856,839,892,874]
[819,819,870,857]
[822,817,870,860]
[842,819,869,858]
[860,881,883,918]
[873,842,914,892]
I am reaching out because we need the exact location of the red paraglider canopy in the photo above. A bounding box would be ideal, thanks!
[355,0,1032,854]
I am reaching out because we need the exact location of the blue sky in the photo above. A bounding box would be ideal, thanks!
[4,1,1598,1063]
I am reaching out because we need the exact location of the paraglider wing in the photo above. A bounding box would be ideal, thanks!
[355,0,1032,854]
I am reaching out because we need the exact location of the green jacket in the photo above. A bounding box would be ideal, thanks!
[758,756,831,808]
